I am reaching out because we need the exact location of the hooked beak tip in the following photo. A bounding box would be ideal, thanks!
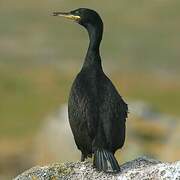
[52,12,60,16]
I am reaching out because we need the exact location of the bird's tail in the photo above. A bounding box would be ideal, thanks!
[93,149,120,173]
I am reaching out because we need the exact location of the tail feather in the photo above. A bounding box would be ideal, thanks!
[93,149,120,173]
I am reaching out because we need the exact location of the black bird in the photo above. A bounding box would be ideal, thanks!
[53,8,128,173]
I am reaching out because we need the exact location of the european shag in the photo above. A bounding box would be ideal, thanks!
[53,8,128,173]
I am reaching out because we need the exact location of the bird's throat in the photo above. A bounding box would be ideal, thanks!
[83,24,103,69]
[87,24,102,51]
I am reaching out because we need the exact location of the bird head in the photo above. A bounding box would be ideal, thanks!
[52,8,103,29]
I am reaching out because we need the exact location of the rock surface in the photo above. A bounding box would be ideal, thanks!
[14,157,180,180]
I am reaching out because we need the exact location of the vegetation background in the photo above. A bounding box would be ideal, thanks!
[0,0,180,179]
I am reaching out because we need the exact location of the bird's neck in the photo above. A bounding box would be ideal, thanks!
[82,24,103,70]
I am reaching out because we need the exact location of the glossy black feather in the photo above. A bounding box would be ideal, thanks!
[68,67,127,154]
[65,8,128,172]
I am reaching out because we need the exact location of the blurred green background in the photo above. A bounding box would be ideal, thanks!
[0,0,180,179]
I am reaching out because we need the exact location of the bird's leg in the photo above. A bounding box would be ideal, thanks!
[81,153,85,162]
[87,154,92,158]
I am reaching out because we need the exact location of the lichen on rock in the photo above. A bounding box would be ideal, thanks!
[14,157,180,180]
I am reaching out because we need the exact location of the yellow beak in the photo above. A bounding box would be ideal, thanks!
[52,12,81,21]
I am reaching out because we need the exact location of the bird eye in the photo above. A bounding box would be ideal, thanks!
[75,10,79,14]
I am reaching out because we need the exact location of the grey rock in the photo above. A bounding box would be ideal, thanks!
[14,157,180,180]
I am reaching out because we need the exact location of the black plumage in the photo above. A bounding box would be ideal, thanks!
[53,8,128,172]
